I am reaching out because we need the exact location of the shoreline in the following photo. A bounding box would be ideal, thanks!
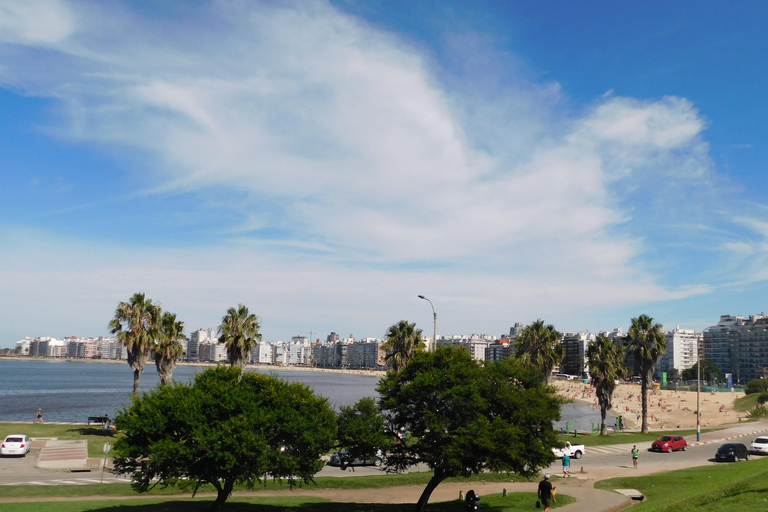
[551,379,745,430]
[0,356,386,378]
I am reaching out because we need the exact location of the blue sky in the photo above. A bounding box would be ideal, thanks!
[1,0,767,348]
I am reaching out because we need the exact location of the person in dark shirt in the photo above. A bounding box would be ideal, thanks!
[538,473,556,511]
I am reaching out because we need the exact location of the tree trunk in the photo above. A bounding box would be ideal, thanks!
[600,404,607,435]
[414,472,445,512]
[133,368,141,395]
[640,376,648,434]
[156,357,175,385]
[210,479,234,512]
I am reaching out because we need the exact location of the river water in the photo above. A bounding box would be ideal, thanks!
[0,359,610,430]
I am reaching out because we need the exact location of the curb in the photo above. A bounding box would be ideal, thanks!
[688,427,768,447]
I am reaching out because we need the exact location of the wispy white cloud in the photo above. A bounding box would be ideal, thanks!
[0,0,758,344]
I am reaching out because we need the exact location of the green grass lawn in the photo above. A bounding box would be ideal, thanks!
[558,428,715,447]
[0,422,117,458]
[0,471,534,499]
[733,393,760,413]
[595,455,768,512]
[0,491,577,512]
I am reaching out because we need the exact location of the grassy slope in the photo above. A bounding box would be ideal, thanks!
[595,456,768,512]
[732,393,759,413]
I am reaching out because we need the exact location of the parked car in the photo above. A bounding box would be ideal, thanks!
[651,435,688,452]
[750,437,768,455]
[552,442,584,459]
[1,435,31,456]
[328,449,383,468]
[715,443,750,462]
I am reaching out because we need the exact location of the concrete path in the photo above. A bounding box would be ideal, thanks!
[37,440,89,470]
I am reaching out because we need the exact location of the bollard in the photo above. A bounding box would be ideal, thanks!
[503,488,508,497]
[459,491,463,501]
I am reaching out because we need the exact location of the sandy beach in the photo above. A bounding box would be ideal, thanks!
[551,379,745,430]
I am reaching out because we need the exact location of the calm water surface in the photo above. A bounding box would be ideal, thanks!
[0,359,610,430]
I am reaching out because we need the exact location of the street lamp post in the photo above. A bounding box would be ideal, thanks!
[697,340,701,442]
[418,295,437,352]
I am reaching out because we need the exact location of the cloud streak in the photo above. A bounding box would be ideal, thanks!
[0,0,760,344]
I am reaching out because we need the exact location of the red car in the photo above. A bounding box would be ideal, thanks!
[651,435,688,452]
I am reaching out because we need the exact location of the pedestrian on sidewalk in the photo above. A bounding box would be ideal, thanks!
[537,474,556,512]
[631,445,639,469]
[562,453,570,477]
[35,408,44,423]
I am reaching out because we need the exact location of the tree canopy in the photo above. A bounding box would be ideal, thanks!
[154,311,185,385]
[336,397,390,467]
[108,292,161,394]
[514,319,563,384]
[382,320,425,372]
[681,359,725,384]
[377,346,562,512]
[113,366,336,512]
[218,304,262,368]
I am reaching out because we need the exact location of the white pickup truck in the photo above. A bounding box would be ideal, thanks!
[552,442,585,459]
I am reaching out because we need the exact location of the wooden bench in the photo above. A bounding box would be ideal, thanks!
[87,415,110,425]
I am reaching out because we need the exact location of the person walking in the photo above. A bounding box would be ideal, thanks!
[35,408,44,423]
[538,473,556,512]
[632,445,639,469]
[562,453,570,477]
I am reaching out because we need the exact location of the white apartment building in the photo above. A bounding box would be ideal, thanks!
[658,325,700,374]
[188,328,216,362]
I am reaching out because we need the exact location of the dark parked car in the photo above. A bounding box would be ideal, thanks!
[651,435,688,452]
[715,443,750,462]
[328,449,383,468]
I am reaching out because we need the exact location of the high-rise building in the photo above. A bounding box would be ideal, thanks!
[658,326,700,374]
[703,314,768,383]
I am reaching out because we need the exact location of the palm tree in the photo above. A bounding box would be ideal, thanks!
[108,292,160,395]
[218,304,262,369]
[626,314,667,433]
[586,336,627,435]
[154,311,186,385]
[514,319,564,385]
[382,320,424,372]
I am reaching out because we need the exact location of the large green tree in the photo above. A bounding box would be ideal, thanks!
[626,314,667,433]
[382,320,425,372]
[113,366,336,512]
[108,292,160,395]
[218,304,262,368]
[336,397,390,468]
[154,311,186,385]
[681,359,724,384]
[514,319,564,384]
[586,336,627,435]
[377,346,561,512]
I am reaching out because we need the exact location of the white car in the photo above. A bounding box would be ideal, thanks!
[1,434,31,456]
[750,436,768,455]
[552,441,585,459]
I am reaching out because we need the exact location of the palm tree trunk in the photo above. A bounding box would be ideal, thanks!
[156,358,175,385]
[133,368,140,395]
[640,377,648,434]
[600,404,607,435]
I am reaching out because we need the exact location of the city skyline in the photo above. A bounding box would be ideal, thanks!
[1,1,767,348]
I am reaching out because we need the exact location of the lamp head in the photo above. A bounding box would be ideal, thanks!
[418,295,426,299]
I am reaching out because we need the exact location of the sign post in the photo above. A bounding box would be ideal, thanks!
[101,442,111,483]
